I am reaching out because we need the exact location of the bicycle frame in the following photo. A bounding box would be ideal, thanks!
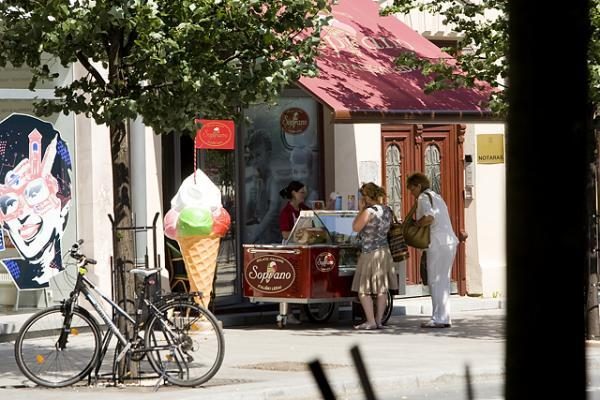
[63,264,176,370]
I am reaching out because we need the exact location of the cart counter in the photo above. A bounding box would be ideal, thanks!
[243,210,360,302]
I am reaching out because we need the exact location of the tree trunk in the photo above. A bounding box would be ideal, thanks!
[110,120,137,379]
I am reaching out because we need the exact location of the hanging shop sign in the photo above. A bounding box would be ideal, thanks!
[194,119,235,150]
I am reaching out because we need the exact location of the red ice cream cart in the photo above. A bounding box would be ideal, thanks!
[243,210,394,327]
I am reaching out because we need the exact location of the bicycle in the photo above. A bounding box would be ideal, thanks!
[298,289,394,326]
[13,239,225,388]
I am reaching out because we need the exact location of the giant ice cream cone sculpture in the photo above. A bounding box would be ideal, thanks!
[164,169,231,308]
[177,234,221,307]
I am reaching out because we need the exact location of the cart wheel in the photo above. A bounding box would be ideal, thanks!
[304,303,335,323]
[276,314,286,329]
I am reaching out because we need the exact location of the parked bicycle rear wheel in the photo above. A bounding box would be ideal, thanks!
[144,301,225,387]
[14,305,101,387]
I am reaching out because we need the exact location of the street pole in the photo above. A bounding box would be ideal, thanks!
[506,1,590,399]
[588,131,600,339]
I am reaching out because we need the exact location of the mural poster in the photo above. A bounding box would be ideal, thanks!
[244,98,321,244]
[0,114,72,290]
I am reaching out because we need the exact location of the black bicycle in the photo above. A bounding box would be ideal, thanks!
[14,240,225,388]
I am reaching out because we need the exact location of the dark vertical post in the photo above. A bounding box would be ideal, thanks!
[235,115,245,298]
[506,2,590,399]
[587,158,600,339]
[350,345,377,400]
[308,360,337,400]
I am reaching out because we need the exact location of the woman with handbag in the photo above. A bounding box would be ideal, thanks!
[406,172,459,329]
[351,182,398,330]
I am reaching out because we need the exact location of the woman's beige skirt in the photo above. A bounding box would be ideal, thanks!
[351,246,399,294]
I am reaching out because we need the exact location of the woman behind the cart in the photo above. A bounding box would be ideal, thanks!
[278,180,311,325]
[351,182,398,330]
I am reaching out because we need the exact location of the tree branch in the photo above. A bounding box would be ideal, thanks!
[75,51,106,87]
[140,81,174,91]
[220,51,242,65]
[122,29,138,57]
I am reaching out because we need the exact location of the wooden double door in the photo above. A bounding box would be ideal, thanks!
[382,124,467,295]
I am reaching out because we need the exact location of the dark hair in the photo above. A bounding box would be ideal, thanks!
[406,172,431,191]
[279,180,305,199]
[359,182,386,202]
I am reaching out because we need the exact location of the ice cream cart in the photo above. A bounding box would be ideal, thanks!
[243,210,394,327]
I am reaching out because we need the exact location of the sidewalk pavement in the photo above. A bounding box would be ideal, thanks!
[0,296,597,400]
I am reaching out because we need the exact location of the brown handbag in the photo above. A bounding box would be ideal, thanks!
[387,207,409,262]
[402,192,433,249]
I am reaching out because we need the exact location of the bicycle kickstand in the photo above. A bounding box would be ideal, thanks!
[153,368,168,392]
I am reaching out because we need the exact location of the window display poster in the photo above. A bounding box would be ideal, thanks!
[0,114,72,289]
[244,98,321,244]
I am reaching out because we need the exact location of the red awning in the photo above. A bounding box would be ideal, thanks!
[297,0,495,123]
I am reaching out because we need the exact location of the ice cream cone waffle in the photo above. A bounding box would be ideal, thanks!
[177,234,220,308]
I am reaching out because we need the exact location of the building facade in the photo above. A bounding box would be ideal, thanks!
[0,0,506,313]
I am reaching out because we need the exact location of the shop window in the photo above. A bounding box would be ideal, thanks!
[385,144,403,220]
[424,144,442,194]
[243,97,321,244]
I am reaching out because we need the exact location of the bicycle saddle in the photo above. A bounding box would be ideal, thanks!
[130,268,161,277]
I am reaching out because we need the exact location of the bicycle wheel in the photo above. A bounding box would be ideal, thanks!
[381,290,394,325]
[144,301,225,387]
[353,290,394,325]
[14,305,101,387]
[303,303,335,323]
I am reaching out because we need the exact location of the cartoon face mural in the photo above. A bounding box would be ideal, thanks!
[0,114,72,290]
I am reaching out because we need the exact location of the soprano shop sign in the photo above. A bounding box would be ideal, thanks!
[194,119,235,150]
[245,255,296,293]
[280,108,309,134]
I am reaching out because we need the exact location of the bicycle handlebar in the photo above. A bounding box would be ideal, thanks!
[69,240,97,265]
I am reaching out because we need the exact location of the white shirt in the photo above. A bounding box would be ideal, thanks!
[416,189,459,247]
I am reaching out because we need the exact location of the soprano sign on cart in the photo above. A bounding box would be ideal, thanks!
[244,255,296,293]
[315,252,336,272]
[194,119,235,150]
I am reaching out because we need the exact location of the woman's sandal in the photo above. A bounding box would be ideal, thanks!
[353,322,378,330]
